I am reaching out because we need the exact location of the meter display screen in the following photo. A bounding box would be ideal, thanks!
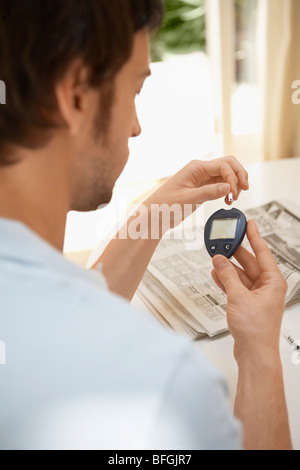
[209,218,238,240]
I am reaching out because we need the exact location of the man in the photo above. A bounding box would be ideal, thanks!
[0,0,291,450]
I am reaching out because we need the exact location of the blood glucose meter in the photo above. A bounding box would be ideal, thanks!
[204,208,247,258]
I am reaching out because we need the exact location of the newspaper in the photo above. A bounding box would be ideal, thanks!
[137,201,300,338]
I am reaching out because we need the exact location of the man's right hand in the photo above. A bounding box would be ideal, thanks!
[211,219,287,366]
[211,220,292,450]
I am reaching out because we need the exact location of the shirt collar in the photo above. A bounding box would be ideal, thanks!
[0,217,107,289]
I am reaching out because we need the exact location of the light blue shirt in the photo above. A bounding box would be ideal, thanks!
[0,218,242,450]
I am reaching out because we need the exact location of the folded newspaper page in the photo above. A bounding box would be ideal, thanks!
[137,200,300,338]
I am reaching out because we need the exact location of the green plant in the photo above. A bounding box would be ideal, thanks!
[151,0,206,61]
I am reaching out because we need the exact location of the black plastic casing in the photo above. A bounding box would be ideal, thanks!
[204,208,247,259]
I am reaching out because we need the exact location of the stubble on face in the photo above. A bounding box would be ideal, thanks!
[70,30,150,213]
[70,83,117,212]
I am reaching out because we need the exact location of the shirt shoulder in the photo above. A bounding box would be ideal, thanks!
[0,220,242,450]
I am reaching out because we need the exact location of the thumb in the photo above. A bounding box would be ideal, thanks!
[190,183,231,204]
[212,255,243,294]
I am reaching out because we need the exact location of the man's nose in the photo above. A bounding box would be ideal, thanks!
[132,110,142,138]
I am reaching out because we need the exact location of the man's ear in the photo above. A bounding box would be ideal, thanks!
[55,60,90,136]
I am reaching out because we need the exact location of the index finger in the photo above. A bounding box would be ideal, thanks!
[220,156,249,190]
[208,156,249,195]
[247,220,282,275]
[234,244,260,283]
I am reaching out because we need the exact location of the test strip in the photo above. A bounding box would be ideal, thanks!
[228,192,233,203]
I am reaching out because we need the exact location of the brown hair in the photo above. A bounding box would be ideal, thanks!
[0,0,164,164]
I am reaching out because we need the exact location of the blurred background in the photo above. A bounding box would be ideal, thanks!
[64,0,300,257]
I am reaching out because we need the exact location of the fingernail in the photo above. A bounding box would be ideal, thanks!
[219,183,230,195]
[213,255,228,269]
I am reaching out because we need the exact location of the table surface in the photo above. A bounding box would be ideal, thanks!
[132,157,300,450]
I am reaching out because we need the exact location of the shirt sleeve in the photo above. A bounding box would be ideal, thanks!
[147,344,243,450]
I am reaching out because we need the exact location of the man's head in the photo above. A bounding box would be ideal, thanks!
[0,0,164,210]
